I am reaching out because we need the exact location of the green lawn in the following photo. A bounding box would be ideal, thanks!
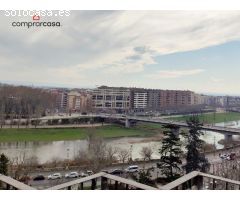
[0,123,162,142]
[167,112,240,124]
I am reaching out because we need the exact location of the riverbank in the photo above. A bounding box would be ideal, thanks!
[0,123,163,142]
[167,112,240,124]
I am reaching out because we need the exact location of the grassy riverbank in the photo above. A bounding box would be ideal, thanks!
[0,123,162,142]
[167,112,240,124]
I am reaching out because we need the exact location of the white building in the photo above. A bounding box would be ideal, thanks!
[133,92,148,109]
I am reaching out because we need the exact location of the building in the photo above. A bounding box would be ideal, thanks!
[144,89,198,112]
[92,86,130,113]
[67,91,81,112]
[130,88,148,112]
[50,89,68,112]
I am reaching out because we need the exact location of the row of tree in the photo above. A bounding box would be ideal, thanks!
[0,83,57,127]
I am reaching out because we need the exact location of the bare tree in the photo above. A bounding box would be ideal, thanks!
[140,146,153,161]
[117,148,130,164]
[86,129,108,172]
[105,145,119,165]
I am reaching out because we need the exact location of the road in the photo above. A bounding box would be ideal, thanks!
[27,149,236,189]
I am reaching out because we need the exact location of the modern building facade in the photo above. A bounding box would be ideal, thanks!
[92,86,130,113]
[92,86,204,113]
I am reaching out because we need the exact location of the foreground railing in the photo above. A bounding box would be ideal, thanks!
[0,174,34,190]
[161,171,240,190]
[47,172,157,190]
[1,171,240,190]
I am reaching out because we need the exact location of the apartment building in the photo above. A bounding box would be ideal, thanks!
[51,90,68,112]
[145,89,196,111]
[130,88,148,112]
[92,86,130,112]
[91,86,204,113]
[67,91,81,112]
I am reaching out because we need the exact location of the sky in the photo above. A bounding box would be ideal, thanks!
[0,11,240,95]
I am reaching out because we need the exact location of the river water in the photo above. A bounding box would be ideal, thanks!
[0,121,240,164]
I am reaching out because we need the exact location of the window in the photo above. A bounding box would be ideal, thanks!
[116,95,123,100]
[106,95,111,100]
[116,102,123,107]
[97,95,103,100]
[105,102,111,107]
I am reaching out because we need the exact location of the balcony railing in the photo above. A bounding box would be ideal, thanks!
[1,171,240,190]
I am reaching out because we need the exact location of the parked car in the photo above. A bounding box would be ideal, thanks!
[87,170,93,176]
[219,152,236,161]
[79,172,88,177]
[33,175,45,181]
[48,173,62,180]
[219,153,228,159]
[109,169,124,176]
[65,172,79,178]
[125,165,139,173]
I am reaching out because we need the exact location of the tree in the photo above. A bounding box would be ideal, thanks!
[184,115,210,173]
[117,148,130,164]
[0,153,9,175]
[105,145,118,165]
[157,124,182,181]
[86,129,108,172]
[132,168,155,187]
[140,146,153,161]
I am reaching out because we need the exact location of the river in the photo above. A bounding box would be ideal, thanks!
[0,121,240,164]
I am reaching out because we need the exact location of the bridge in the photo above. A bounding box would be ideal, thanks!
[35,113,240,141]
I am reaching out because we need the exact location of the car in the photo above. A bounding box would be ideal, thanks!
[79,172,88,177]
[87,170,93,176]
[65,172,79,178]
[125,165,139,173]
[33,175,45,181]
[109,169,124,176]
[48,173,62,180]
[219,154,228,159]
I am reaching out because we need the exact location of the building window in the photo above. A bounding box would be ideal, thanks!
[116,102,123,107]
[97,95,103,100]
[105,102,111,107]
[116,96,123,100]
[106,95,111,100]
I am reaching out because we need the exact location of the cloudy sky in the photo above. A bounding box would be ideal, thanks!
[0,11,240,95]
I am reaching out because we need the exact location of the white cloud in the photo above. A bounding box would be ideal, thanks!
[0,11,240,87]
[146,69,205,79]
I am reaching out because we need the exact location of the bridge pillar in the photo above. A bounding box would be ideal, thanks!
[224,133,233,142]
[125,118,130,128]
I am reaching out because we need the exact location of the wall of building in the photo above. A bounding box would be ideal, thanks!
[92,86,130,113]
